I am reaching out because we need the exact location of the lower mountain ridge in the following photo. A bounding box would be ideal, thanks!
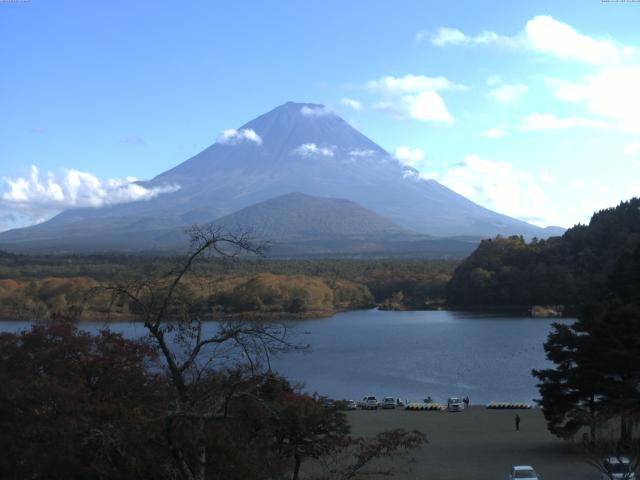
[0,192,479,258]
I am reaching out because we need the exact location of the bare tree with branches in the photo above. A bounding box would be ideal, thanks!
[313,429,427,480]
[100,225,299,480]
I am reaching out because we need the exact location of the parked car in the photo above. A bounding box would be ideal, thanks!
[382,397,396,409]
[447,397,464,412]
[507,465,540,479]
[346,400,358,410]
[602,457,635,480]
[322,398,335,409]
[359,395,379,410]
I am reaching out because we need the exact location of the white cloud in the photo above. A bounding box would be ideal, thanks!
[520,113,611,131]
[366,74,466,93]
[349,149,376,157]
[417,27,466,46]
[624,143,640,156]
[479,127,507,139]
[340,98,362,111]
[525,15,630,66]
[401,91,453,122]
[0,165,180,231]
[300,105,334,117]
[365,74,462,123]
[417,155,634,228]
[292,143,335,158]
[373,91,453,123]
[425,16,634,66]
[487,84,528,104]
[218,128,262,145]
[424,155,557,226]
[551,68,640,133]
[394,146,425,167]
[418,27,518,49]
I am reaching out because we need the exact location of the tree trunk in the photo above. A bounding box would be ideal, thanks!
[589,395,597,445]
[292,454,302,480]
[195,417,207,480]
[620,415,629,445]
[165,415,196,480]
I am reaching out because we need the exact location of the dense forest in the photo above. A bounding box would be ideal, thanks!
[447,197,640,309]
[0,253,456,320]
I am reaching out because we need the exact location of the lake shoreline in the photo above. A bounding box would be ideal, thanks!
[0,304,578,323]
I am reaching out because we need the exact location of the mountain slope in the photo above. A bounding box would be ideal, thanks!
[0,101,560,253]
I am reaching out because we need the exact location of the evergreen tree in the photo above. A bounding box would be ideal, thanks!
[533,304,640,444]
[533,317,604,442]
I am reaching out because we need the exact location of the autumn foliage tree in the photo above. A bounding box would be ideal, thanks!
[0,321,167,480]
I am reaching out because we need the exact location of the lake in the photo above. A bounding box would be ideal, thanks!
[0,309,572,405]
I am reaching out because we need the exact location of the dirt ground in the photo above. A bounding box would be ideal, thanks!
[341,406,597,480]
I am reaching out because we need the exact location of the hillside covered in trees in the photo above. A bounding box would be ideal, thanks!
[0,254,455,320]
[446,198,640,309]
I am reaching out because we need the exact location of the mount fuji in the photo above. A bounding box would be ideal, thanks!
[0,102,562,255]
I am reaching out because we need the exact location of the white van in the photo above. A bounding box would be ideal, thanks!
[359,395,379,410]
[447,397,464,412]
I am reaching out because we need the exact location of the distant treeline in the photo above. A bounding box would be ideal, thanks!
[4,198,640,318]
[0,254,457,320]
[447,197,640,309]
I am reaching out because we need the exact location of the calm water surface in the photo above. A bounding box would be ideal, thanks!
[0,309,571,404]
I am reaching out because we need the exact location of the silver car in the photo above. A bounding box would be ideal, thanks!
[382,397,396,409]
[507,465,540,479]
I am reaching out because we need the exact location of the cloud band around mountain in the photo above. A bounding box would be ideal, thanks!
[0,166,180,231]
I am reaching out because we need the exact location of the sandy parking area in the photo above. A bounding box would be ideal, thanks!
[342,406,596,480]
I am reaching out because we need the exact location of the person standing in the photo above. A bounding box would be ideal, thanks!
[515,414,521,431]
[463,396,469,408]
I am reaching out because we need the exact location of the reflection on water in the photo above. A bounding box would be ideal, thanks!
[0,309,572,404]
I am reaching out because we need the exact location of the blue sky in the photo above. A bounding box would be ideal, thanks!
[1,0,639,231]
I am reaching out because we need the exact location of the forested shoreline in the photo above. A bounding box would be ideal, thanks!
[2,198,638,321]
[0,254,456,321]
[447,198,640,312]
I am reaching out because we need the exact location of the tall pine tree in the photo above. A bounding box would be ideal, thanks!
[533,304,640,444]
